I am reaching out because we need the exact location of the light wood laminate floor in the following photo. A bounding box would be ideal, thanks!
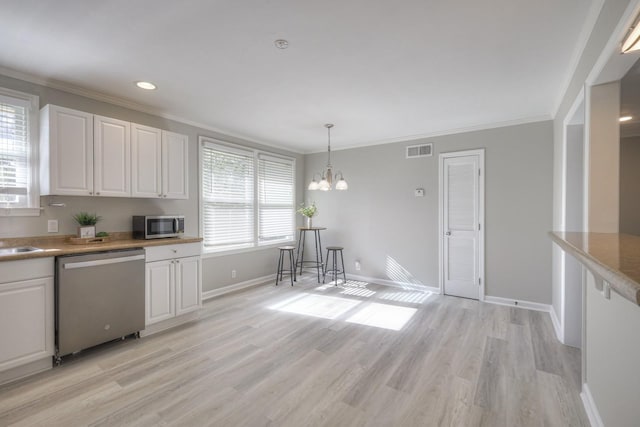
[0,276,588,426]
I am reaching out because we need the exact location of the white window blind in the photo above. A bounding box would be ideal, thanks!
[0,94,30,207]
[200,138,296,253]
[258,153,294,245]
[202,144,255,251]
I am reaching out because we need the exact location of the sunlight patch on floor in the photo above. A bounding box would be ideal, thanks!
[268,293,361,319]
[346,303,417,330]
[378,290,433,304]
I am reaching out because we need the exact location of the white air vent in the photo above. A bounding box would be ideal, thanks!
[406,143,433,158]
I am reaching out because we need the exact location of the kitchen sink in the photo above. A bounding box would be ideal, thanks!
[0,246,44,256]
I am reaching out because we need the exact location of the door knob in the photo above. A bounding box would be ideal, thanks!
[445,231,451,236]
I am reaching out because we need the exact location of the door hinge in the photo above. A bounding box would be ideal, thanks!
[479,277,482,286]
[478,169,481,176]
[478,223,481,230]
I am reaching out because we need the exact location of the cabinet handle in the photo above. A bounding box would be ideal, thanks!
[163,195,167,198]
[96,192,100,196]
[158,194,162,197]
[172,249,177,253]
[89,191,93,195]
[176,260,180,264]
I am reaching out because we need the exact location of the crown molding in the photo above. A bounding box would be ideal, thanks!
[0,65,303,155]
[552,0,606,118]
[304,115,552,154]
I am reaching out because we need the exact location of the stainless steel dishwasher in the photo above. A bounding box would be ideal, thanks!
[55,248,145,362]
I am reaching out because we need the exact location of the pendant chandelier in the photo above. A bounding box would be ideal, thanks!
[308,124,348,191]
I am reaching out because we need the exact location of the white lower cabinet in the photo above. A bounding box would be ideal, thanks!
[146,260,175,324]
[0,258,54,384]
[145,243,201,327]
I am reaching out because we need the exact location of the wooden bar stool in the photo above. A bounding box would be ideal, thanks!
[324,246,346,285]
[276,246,296,286]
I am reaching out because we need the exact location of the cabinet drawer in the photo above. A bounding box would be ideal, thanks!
[145,242,201,262]
[1,258,54,284]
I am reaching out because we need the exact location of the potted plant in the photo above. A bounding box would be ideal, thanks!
[297,202,318,228]
[73,212,101,238]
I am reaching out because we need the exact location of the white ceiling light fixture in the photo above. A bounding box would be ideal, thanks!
[622,16,640,53]
[135,81,157,90]
[274,39,289,49]
[620,116,633,122]
[308,124,348,191]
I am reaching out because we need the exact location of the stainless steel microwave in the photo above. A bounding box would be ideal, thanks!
[133,215,185,239]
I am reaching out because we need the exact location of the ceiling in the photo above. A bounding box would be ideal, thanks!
[0,1,595,152]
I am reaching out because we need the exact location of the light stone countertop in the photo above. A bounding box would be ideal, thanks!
[549,232,640,306]
[0,232,202,262]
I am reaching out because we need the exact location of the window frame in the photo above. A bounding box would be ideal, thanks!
[0,87,40,216]
[199,136,296,256]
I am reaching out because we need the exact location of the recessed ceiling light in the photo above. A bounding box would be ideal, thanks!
[274,39,289,49]
[620,116,633,122]
[135,81,157,90]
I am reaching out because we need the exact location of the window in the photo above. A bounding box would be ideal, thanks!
[200,138,295,253]
[0,88,39,215]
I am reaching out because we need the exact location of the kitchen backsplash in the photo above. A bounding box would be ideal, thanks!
[0,195,195,238]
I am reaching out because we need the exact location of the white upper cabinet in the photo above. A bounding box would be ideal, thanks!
[162,131,189,199]
[94,115,131,197]
[41,105,188,199]
[40,105,94,196]
[131,123,162,198]
[132,126,188,199]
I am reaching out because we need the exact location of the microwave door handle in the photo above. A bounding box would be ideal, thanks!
[174,218,179,233]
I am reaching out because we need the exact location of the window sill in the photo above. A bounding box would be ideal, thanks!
[0,207,41,217]
[202,240,296,259]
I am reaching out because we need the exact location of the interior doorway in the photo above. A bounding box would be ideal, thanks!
[561,95,586,348]
[439,149,485,300]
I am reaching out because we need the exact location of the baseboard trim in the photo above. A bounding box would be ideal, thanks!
[549,306,564,343]
[483,295,551,312]
[0,357,52,386]
[202,274,275,301]
[140,310,200,337]
[581,383,604,427]
[347,274,441,294]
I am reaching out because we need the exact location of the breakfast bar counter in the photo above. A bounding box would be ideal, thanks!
[549,231,640,305]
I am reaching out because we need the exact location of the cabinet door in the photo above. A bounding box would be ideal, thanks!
[145,260,175,325]
[94,115,131,197]
[42,105,94,196]
[162,131,188,199]
[175,256,201,316]
[0,277,54,371]
[131,124,162,198]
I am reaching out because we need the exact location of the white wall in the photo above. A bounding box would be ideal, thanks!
[585,271,640,426]
[552,0,632,337]
[0,73,305,293]
[620,136,640,234]
[588,82,620,232]
[305,120,554,304]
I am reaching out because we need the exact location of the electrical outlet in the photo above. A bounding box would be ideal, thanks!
[47,219,58,233]
[231,269,237,278]
[355,261,361,271]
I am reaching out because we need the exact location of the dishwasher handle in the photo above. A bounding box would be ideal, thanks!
[63,254,145,270]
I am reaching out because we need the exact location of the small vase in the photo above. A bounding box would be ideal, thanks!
[305,216,313,228]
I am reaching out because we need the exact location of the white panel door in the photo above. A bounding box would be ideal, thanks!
[175,256,201,316]
[162,131,188,199]
[442,153,481,299]
[145,260,175,325]
[46,106,94,196]
[0,277,54,371]
[131,124,162,198]
[94,115,131,197]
